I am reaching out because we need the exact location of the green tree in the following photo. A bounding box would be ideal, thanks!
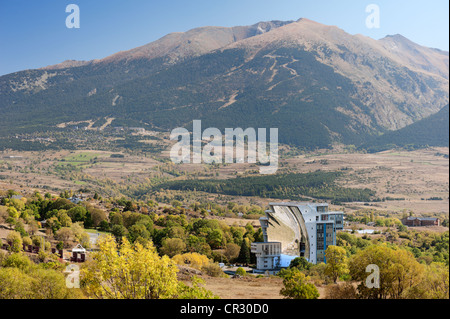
[237,238,251,266]
[1,252,32,270]
[111,224,129,243]
[207,229,223,249]
[57,211,72,227]
[128,224,151,243]
[46,216,62,234]
[6,231,23,253]
[280,268,319,299]
[161,238,186,258]
[90,208,107,228]
[224,243,240,263]
[67,206,87,223]
[7,206,20,219]
[349,245,424,299]
[325,245,348,283]
[289,257,313,271]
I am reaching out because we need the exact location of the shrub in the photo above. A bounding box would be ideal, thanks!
[6,231,23,253]
[201,263,225,277]
[324,283,358,299]
[280,268,319,299]
[235,267,247,276]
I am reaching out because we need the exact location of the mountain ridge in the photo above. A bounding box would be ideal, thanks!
[41,20,296,70]
[1,18,448,150]
[362,104,449,152]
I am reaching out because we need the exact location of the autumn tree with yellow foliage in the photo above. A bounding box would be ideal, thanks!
[81,235,217,299]
[172,252,210,270]
[349,244,425,299]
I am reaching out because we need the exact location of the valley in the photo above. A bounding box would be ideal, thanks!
[1,144,448,216]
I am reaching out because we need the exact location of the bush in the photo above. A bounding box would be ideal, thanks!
[280,268,319,299]
[289,257,313,271]
[201,263,225,277]
[324,283,358,299]
[6,231,23,253]
[235,267,247,276]
[172,252,210,270]
[2,253,32,270]
[22,236,32,247]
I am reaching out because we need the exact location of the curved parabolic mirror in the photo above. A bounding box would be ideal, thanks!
[289,205,310,259]
[266,205,306,256]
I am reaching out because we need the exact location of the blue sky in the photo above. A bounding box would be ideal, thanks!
[0,0,448,76]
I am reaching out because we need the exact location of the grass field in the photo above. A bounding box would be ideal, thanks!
[0,147,448,215]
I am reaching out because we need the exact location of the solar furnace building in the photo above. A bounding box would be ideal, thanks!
[259,202,344,265]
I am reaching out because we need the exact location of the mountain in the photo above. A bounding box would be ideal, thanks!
[378,34,449,80]
[44,20,295,69]
[362,104,449,152]
[0,18,448,150]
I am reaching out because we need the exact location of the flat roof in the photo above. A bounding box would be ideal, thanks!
[269,202,329,206]
[322,211,344,214]
[406,217,438,221]
[251,242,281,244]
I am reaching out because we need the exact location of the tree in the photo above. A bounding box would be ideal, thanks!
[1,252,32,270]
[186,235,211,256]
[28,220,39,236]
[5,216,16,229]
[0,206,8,223]
[324,282,358,299]
[207,229,223,249]
[90,208,107,228]
[99,220,110,232]
[172,252,210,270]
[280,268,319,299]
[0,260,83,299]
[224,243,240,263]
[14,220,28,237]
[325,245,348,283]
[375,219,385,227]
[55,227,74,248]
[58,211,72,227]
[46,216,62,233]
[0,267,34,299]
[6,231,23,253]
[111,224,129,243]
[349,244,424,299]
[67,206,87,223]
[237,238,251,266]
[9,198,25,211]
[253,228,264,242]
[32,268,81,299]
[82,235,179,299]
[404,263,449,299]
[128,224,151,243]
[22,236,32,247]
[161,238,186,258]
[7,206,19,219]
[289,257,313,271]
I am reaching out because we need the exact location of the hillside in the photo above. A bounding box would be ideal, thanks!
[362,104,449,152]
[0,18,448,150]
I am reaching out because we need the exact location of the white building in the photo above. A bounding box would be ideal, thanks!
[258,202,344,266]
[251,242,282,272]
